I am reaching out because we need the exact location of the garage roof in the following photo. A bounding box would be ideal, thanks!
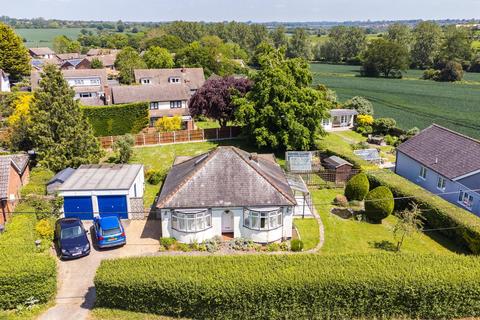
[59,164,143,191]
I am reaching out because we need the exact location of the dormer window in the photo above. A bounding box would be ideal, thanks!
[168,77,181,84]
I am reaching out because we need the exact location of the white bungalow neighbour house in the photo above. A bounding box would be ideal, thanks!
[0,70,10,92]
[156,146,299,244]
[395,124,480,216]
[322,109,358,131]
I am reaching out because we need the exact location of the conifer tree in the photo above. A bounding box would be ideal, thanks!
[0,23,30,81]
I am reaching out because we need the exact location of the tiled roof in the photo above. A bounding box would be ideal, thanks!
[111,84,190,104]
[86,49,120,56]
[134,68,205,90]
[397,124,480,180]
[0,154,29,199]
[31,68,108,91]
[29,47,55,56]
[86,54,116,67]
[156,146,296,209]
[56,53,85,60]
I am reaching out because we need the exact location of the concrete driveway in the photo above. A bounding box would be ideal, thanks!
[38,219,161,320]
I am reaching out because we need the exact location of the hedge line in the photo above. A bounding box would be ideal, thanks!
[82,102,149,136]
[367,170,480,254]
[0,215,56,309]
[95,253,480,319]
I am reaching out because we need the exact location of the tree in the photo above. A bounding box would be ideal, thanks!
[344,173,370,201]
[438,25,473,64]
[53,35,81,53]
[318,26,366,63]
[27,64,102,171]
[7,93,33,151]
[115,47,147,84]
[361,38,409,78]
[343,96,374,115]
[0,23,30,81]
[155,116,182,132]
[364,186,394,223]
[437,60,464,82]
[90,57,104,69]
[411,21,442,69]
[234,45,329,151]
[373,118,396,135]
[117,20,125,33]
[286,28,312,60]
[144,34,186,53]
[143,46,174,69]
[189,76,252,127]
[113,134,134,163]
[270,26,288,49]
[392,204,424,252]
[386,23,412,52]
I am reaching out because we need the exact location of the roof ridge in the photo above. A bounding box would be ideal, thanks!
[430,123,480,145]
[230,147,296,205]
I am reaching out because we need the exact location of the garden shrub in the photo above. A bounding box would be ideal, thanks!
[367,170,480,253]
[343,96,374,115]
[437,61,464,82]
[344,173,369,201]
[159,237,177,250]
[422,68,440,80]
[333,194,348,207]
[95,253,480,319]
[356,114,374,127]
[175,243,191,252]
[146,169,166,185]
[290,239,304,252]
[384,134,398,146]
[82,102,149,136]
[35,219,54,240]
[266,242,280,252]
[365,186,394,223]
[373,118,396,135]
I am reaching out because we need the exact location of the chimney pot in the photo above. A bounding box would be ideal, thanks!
[250,153,258,162]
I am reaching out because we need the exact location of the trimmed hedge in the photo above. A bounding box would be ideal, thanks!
[95,253,480,319]
[0,215,56,309]
[367,170,480,253]
[344,173,369,201]
[82,102,149,136]
[364,186,394,223]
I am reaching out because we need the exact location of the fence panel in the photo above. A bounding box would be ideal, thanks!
[190,130,204,141]
[160,132,174,144]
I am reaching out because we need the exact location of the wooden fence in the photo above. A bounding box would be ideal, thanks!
[293,168,361,188]
[98,126,242,149]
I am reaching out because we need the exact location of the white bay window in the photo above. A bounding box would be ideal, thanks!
[171,209,212,232]
[244,207,282,230]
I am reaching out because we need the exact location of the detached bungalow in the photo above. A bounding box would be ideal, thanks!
[322,109,358,131]
[157,146,297,244]
[0,154,30,227]
[395,124,480,216]
[29,47,56,59]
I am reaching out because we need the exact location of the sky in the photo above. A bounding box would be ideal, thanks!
[2,0,480,22]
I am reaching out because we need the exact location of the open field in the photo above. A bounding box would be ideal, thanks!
[311,63,480,138]
[14,28,93,48]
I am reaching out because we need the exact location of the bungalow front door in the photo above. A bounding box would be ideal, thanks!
[222,210,234,233]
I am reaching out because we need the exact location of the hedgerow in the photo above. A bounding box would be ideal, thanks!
[367,170,480,253]
[95,253,480,319]
[82,102,149,136]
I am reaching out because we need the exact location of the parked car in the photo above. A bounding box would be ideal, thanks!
[93,215,126,248]
[54,218,91,260]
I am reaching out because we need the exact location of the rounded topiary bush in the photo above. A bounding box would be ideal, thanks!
[344,173,369,201]
[364,186,394,223]
[290,239,304,252]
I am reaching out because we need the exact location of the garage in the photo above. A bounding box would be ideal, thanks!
[98,195,128,219]
[63,196,94,220]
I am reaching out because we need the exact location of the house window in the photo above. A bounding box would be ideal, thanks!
[150,102,159,110]
[243,208,282,231]
[322,118,330,126]
[74,79,84,85]
[89,78,100,85]
[170,101,182,109]
[340,115,348,124]
[437,176,446,191]
[458,191,474,209]
[141,78,151,84]
[168,77,181,83]
[171,210,212,232]
[419,166,427,180]
[79,92,93,98]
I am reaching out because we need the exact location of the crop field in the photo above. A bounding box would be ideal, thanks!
[14,28,92,48]
[311,63,480,138]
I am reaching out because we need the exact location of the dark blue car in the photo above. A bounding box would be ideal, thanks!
[93,216,126,248]
[54,218,91,260]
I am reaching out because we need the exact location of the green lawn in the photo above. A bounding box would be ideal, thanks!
[293,218,319,250]
[311,63,480,138]
[92,308,183,320]
[195,120,221,129]
[14,28,94,48]
[311,188,466,255]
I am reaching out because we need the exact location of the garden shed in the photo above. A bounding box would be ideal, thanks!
[323,156,354,184]
[58,164,144,220]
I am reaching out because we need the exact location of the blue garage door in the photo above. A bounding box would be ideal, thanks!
[64,196,94,220]
[98,195,128,219]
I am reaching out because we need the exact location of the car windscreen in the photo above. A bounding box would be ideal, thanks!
[102,227,122,236]
[61,226,83,239]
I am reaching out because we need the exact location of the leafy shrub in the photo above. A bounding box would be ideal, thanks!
[95,254,480,319]
[333,194,348,207]
[373,118,396,135]
[437,61,464,82]
[35,219,54,240]
[175,243,191,252]
[344,173,369,201]
[159,237,177,250]
[266,242,280,252]
[154,116,182,132]
[290,239,304,252]
[384,134,398,146]
[344,96,374,115]
[364,186,394,223]
[470,55,480,72]
[20,167,54,197]
[350,141,369,150]
[367,170,480,253]
[228,237,255,251]
[82,102,149,136]
[112,134,134,163]
[355,125,373,135]
[356,114,374,126]
[279,242,289,251]
[204,236,222,253]
[146,169,166,185]
[422,68,440,80]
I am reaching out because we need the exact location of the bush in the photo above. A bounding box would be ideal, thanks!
[333,194,348,207]
[95,254,480,319]
[355,125,373,135]
[470,55,480,72]
[228,238,255,251]
[35,219,54,240]
[356,114,374,127]
[384,134,398,146]
[350,141,369,150]
[344,96,374,115]
[364,186,394,223]
[373,118,396,135]
[422,68,440,80]
[344,173,369,201]
[367,170,480,253]
[112,134,134,163]
[437,61,464,82]
[290,239,304,252]
[159,237,176,250]
[175,243,191,252]
[154,116,182,132]
[82,102,149,136]
[146,169,166,185]
[266,242,280,252]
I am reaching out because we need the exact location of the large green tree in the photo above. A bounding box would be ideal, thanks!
[28,64,102,171]
[317,26,365,62]
[386,23,412,53]
[143,46,174,69]
[0,23,30,81]
[270,26,288,49]
[53,35,81,53]
[287,28,312,60]
[115,46,147,84]
[438,25,473,64]
[235,45,329,151]
[411,21,442,69]
[361,38,409,78]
